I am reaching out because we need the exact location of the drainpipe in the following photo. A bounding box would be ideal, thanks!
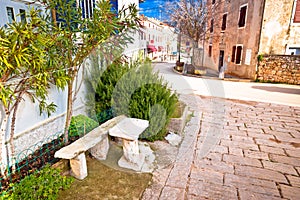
[256,0,267,80]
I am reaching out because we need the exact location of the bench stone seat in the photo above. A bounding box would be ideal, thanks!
[55,128,106,159]
[109,118,149,171]
[54,115,126,180]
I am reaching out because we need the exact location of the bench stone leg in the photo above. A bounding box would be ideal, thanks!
[118,139,145,171]
[70,153,87,180]
[89,134,109,160]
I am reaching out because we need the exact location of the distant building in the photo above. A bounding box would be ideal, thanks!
[202,0,300,79]
[0,0,43,26]
[140,15,178,61]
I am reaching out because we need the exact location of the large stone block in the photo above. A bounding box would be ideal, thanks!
[70,153,87,180]
[89,134,109,160]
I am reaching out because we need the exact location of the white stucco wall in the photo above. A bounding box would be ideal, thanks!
[6,65,87,161]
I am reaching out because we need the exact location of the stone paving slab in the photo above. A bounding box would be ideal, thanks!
[142,94,300,200]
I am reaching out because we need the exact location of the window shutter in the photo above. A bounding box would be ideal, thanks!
[222,14,227,30]
[231,46,236,62]
[294,0,300,23]
[236,46,243,64]
[81,0,85,18]
[238,5,247,27]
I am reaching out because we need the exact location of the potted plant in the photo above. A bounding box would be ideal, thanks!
[175,60,184,72]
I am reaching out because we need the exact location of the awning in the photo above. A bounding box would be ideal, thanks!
[147,45,157,53]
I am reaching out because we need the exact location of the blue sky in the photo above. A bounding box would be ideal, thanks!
[139,0,177,21]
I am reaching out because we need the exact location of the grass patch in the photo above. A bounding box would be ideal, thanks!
[57,155,152,199]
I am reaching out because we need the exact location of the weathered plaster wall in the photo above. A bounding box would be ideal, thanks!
[257,55,300,85]
[259,0,300,54]
[224,0,264,79]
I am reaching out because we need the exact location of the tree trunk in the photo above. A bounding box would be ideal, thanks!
[64,79,74,143]
[0,110,9,176]
[51,9,57,25]
[192,40,199,66]
[9,100,21,172]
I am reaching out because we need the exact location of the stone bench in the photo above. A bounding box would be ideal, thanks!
[54,115,126,179]
[109,118,149,171]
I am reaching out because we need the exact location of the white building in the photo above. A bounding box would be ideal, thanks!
[140,16,178,61]
[0,0,43,27]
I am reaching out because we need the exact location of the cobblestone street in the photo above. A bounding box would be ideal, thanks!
[142,94,300,200]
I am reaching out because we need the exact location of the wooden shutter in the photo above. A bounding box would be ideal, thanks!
[231,46,236,62]
[238,5,247,27]
[236,46,243,64]
[222,14,227,30]
[210,19,214,33]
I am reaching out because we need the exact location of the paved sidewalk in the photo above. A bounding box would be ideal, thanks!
[142,94,300,200]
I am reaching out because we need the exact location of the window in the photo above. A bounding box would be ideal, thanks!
[7,7,15,23]
[238,4,247,27]
[110,0,118,12]
[231,45,243,64]
[221,13,227,31]
[81,0,95,19]
[294,0,300,23]
[210,19,214,33]
[20,9,26,23]
[209,45,212,57]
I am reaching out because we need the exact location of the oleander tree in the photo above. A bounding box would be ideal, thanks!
[0,0,140,174]
[39,0,140,143]
[0,9,69,174]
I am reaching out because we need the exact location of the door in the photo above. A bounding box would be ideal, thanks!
[218,50,224,71]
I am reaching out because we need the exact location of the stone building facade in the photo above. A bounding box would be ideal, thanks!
[202,0,300,79]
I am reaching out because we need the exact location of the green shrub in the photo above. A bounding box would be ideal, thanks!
[9,165,73,200]
[94,60,131,115]
[128,82,178,141]
[257,54,264,62]
[93,60,177,141]
[68,114,98,137]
